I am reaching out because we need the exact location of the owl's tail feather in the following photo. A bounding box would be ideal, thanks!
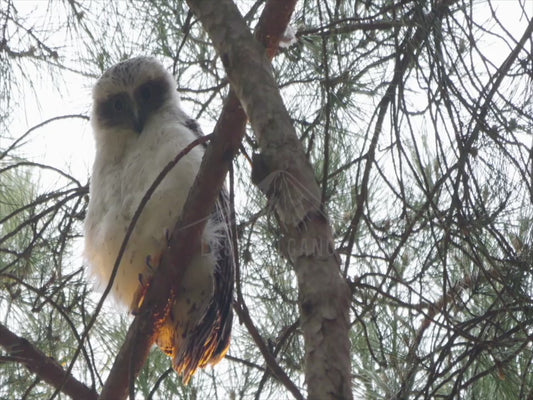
[172,300,232,384]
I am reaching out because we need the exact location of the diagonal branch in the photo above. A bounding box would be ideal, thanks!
[0,322,97,400]
[184,0,352,398]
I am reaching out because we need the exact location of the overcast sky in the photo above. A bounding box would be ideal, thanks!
[4,0,531,193]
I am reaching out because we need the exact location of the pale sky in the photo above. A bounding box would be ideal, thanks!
[5,0,530,192]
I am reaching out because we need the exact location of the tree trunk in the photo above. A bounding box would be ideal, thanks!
[185,1,353,398]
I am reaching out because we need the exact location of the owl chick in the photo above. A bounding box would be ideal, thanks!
[84,56,233,383]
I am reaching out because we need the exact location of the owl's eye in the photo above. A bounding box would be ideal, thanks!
[135,78,167,112]
[114,99,124,112]
[140,85,151,101]
[97,94,131,128]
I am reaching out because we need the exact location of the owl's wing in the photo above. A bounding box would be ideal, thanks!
[168,119,235,383]
[170,187,235,384]
[198,189,235,359]
[211,189,235,359]
[184,117,234,348]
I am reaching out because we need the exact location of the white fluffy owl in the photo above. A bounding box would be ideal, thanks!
[84,56,233,383]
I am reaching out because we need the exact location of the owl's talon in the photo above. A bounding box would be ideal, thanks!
[133,278,151,312]
[131,272,153,313]
[146,255,155,271]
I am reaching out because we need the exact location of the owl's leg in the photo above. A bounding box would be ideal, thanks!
[130,253,161,314]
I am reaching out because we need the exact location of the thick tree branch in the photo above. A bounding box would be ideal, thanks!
[0,323,97,400]
[185,0,352,398]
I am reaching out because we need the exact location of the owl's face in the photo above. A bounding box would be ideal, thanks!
[91,57,178,141]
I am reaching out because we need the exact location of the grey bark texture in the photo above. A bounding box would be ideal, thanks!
[185,1,353,399]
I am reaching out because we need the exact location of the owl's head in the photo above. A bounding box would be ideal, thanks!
[91,57,181,146]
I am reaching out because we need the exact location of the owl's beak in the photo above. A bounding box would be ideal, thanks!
[132,104,145,134]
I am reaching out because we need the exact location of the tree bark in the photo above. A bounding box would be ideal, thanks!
[185,1,353,399]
